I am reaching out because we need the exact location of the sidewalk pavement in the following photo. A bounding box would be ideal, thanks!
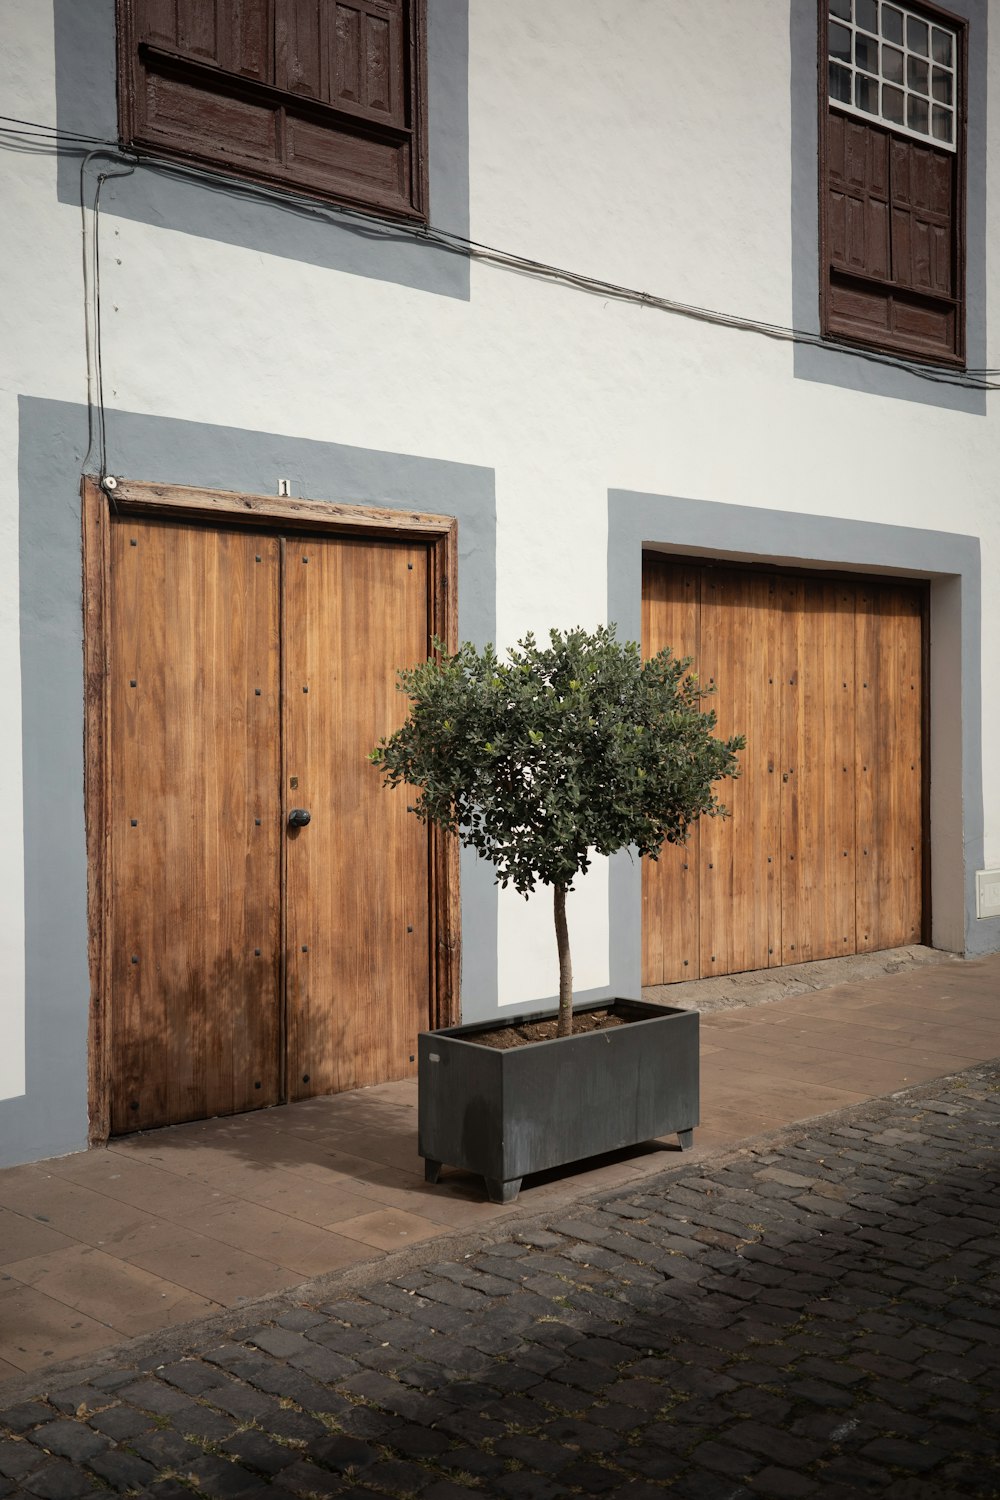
[0,949,997,1394]
[0,1052,998,1496]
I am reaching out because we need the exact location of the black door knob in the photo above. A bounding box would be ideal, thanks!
[288,808,311,827]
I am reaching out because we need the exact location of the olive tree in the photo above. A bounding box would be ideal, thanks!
[371,625,744,1038]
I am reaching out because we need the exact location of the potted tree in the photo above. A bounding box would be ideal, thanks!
[371,625,743,1202]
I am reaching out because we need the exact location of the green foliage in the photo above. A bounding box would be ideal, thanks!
[371,625,744,897]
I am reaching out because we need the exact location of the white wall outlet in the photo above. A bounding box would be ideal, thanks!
[976,870,1000,920]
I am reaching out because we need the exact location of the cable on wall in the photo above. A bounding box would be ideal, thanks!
[79,148,137,482]
[4,112,997,394]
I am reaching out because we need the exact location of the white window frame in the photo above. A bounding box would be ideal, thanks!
[827,0,958,151]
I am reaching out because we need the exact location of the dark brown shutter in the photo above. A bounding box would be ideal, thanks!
[890,137,954,297]
[135,1,272,79]
[275,0,323,98]
[825,115,960,363]
[223,0,274,82]
[120,0,426,220]
[135,0,185,51]
[827,113,890,283]
[273,2,404,121]
[331,2,406,125]
[820,0,965,367]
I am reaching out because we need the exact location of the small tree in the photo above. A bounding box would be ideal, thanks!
[371,625,744,1038]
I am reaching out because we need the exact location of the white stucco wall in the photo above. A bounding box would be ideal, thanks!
[1,0,997,1127]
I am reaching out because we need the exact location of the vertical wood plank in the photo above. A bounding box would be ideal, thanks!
[108,520,282,1133]
[333,3,363,106]
[364,12,392,114]
[856,582,923,949]
[854,583,880,951]
[176,0,220,62]
[696,570,727,980]
[640,557,700,985]
[275,0,321,96]
[137,0,181,48]
[780,578,857,964]
[226,0,273,81]
[890,587,924,946]
[327,1,405,122]
[284,536,431,1097]
[698,570,781,979]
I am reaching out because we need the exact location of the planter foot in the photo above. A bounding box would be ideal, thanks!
[485,1176,522,1204]
[677,1129,694,1151]
[424,1159,443,1185]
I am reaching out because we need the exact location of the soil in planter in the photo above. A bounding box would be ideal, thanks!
[473,1008,628,1050]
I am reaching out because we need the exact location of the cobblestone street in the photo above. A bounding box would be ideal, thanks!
[2,1064,998,1500]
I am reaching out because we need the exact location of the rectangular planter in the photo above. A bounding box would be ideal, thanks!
[418,998,699,1202]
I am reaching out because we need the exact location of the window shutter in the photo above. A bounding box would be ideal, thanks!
[120,0,426,220]
[171,0,222,67]
[890,137,954,298]
[134,0,185,51]
[827,114,890,283]
[275,0,323,98]
[135,1,272,79]
[820,1,965,366]
[825,116,960,363]
[224,0,274,82]
[276,0,417,212]
[330,2,406,126]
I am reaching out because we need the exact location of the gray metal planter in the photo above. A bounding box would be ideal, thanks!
[418,999,699,1203]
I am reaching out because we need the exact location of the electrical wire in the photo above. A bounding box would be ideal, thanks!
[0,113,112,144]
[5,110,997,393]
[79,149,137,478]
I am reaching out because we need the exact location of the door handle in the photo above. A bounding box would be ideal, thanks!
[288,808,311,827]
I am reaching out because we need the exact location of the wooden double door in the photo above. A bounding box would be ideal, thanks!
[642,557,926,985]
[108,515,433,1134]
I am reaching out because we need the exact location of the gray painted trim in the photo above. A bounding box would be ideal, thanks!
[789,0,987,414]
[3,395,498,1169]
[55,0,471,301]
[607,487,995,998]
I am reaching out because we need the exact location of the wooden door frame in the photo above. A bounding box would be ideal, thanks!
[83,477,460,1146]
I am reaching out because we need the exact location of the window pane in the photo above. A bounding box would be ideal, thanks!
[882,84,905,123]
[829,20,852,64]
[908,55,929,94]
[855,33,878,73]
[931,67,952,104]
[856,0,877,33]
[856,73,879,113]
[829,60,853,104]
[932,28,953,66]
[932,104,953,143]
[907,94,929,133]
[881,5,903,44]
[907,15,928,54]
[829,0,851,18]
[883,45,904,83]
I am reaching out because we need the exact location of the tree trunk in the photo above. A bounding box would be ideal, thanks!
[554,882,573,1037]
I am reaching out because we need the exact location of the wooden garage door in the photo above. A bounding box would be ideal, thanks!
[108,516,432,1133]
[642,558,924,984]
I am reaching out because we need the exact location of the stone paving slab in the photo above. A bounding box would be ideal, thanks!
[3,948,998,1381]
[1,1063,998,1499]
